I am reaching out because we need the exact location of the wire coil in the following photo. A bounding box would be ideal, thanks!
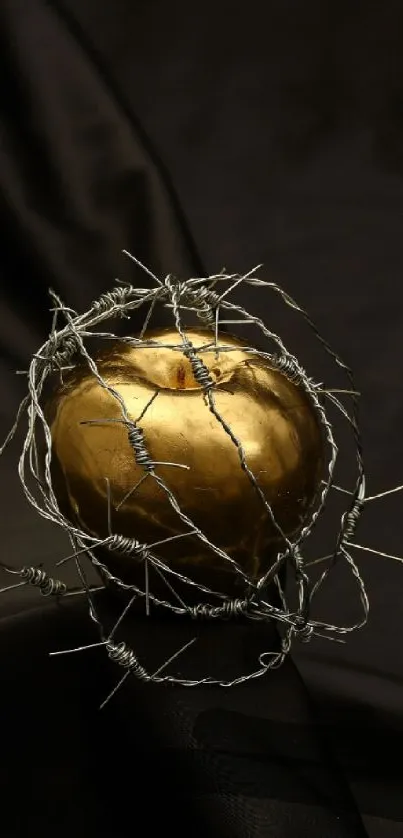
[106,641,149,681]
[108,535,150,559]
[20,566,67,597]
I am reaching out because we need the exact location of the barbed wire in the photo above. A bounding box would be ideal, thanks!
[2,251,401,705]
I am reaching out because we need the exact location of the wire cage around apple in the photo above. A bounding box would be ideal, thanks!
[0,253,375,696]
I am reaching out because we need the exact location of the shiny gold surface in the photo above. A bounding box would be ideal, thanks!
[48,328,324,587]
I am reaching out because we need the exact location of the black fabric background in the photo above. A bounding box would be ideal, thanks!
[1,2,403,835]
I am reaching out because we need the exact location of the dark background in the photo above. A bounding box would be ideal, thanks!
[1,2,403,836]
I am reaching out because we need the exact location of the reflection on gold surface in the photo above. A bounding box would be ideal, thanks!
[48,328,324,587]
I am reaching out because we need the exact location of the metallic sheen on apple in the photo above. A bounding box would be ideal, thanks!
[47,328,324,590]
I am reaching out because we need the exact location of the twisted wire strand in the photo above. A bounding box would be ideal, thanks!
[164,276,296,574]
[101,634,287,691]
[240,281,366,595]
[188,598,254,620]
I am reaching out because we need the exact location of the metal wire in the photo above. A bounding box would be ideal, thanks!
[20,566,67,597]
[3,250,400,700]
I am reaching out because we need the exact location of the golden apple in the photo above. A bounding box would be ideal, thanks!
[47,328,324,594]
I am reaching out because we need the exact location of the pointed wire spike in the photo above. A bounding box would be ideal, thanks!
[154,461,190,470]
[304,553,334,568]
[243,263,263,277]
[49,640,107,657]
[0,394,30,456]
[214,305,219,359]
[321,480,354,496]
[105,477,112,536]
[151,563,188,610]
[134,389,160,423]
[99,670,130,711]
[64,585,105,598]
[56,539,110,567]
[151,637,197,678]
[139,296,159,339]
[122,250,163,287]
[345,541,403,564]
[0,581,27,595]
[148,529,198,550]
[217,319,257,325]
[317,387,361,396]
[365,484,403,502]
[116,474,149,511]
[312,631,346,644]
[145,558,150,616]
[216,274,246,304]
[109,593,138,640]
